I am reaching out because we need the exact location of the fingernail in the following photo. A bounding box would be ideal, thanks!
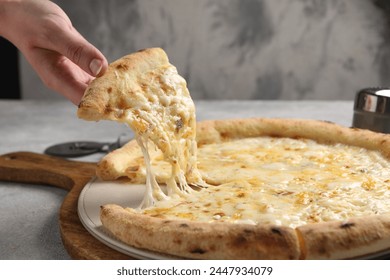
[89,59,103,76]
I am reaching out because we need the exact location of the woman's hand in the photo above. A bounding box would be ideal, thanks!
[0,0,108,104]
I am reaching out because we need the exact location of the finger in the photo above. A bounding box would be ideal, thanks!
[46,24,108,77]
[48,57,94,105]
[27,48,93,105]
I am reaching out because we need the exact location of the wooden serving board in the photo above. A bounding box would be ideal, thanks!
[0,151,132,259]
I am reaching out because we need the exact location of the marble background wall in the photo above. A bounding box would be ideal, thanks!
[20,0,390,100]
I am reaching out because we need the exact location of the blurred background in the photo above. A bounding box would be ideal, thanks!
[5,0,390,101]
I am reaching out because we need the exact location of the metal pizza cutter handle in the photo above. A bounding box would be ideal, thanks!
[44,134,132,158]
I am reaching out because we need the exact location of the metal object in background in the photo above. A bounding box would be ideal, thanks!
[44,134,132,158]
[352,87,390,133]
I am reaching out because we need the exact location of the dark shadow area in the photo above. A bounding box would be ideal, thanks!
[0,37,20,99]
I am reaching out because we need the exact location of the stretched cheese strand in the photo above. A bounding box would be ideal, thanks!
[136,134,167,208]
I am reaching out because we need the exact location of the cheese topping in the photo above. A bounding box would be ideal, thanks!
[136,136,390,228]
[122,65,204,208]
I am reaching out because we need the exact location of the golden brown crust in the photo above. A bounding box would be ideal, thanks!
[97,139,170,182]
[195,118,390,154]
[96,140,146,181]
[77,48,169,122]
[98,118,390,181]
[296,215,390,259]
[101,204,300,260]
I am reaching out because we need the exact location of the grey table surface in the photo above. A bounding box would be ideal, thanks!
[0,99,355,260]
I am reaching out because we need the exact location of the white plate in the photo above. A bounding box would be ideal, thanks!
[77,177,179,260]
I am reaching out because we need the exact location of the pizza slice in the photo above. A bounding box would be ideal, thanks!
[78,48,205,208]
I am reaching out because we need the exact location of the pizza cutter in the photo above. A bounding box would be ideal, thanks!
[44,133,132,158]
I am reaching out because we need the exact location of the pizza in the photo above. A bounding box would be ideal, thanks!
[78,48,390,260]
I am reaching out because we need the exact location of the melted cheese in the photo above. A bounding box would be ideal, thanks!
[124,65,204,208]
[136,137,390,228]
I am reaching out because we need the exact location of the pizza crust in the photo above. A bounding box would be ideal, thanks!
[194,118,390,153]
[100,204,301,260]
[296,215,390,259]
[97,118,390,181]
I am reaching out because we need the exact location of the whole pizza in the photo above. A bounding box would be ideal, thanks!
[78,48,390,259]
